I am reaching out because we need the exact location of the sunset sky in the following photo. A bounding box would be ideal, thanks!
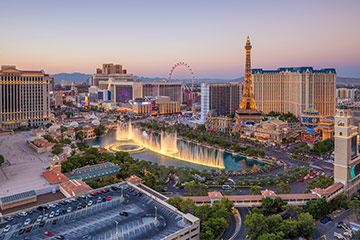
[1,0,359,79]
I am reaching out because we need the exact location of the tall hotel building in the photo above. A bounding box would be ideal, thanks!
[0,66,51,129]
[142,82,183,103]
[93,63,134,87]
[201,82,242,122]
[252,67,336,117]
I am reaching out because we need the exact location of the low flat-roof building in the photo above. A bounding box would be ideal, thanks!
[65,162,120,182]
[0,190,37,210]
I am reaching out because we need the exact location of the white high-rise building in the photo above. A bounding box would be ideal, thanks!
[200,83,209,123]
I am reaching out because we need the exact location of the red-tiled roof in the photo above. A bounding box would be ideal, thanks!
[42,170,69,184]
[261,189,278,197]
[182,196,210,201]
[227,195,263,200]
[311,182,344,196]
[208,191,223,199]
[277,193,319,200]
[60,179,92,195]
[125,175,143,184]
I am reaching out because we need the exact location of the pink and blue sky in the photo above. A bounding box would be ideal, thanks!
[0,0,359,78]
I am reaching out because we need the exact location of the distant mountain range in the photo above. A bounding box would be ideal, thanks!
[51,72,360,86]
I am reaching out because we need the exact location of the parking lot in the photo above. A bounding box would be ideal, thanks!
[0,183,189,240]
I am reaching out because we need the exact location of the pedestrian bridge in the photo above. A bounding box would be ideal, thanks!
[182,182,344,207]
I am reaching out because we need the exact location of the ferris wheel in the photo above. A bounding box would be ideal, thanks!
[169,62,195,92]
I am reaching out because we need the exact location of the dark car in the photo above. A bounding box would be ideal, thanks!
[56,235,65,239]
[337,221,344,228]
[27,210,33,215]
[120,211,128,216]
[19,228,25,234]
[39,220,46,227]
[52,219,57,225]
[4,216,14,222]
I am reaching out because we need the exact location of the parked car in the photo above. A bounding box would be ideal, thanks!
[67,207,72,213]
[4,216,13,222]
[25,226,32,232]
[120,211,128,216]
[107,196,111,201]
[52,219,57,225]
[24,218,32,226]
[337,221,344,228]
[88,200,93,206]
[36,215,43,222]
[18,211,28,217]
[3,225,11,233]
[222,185,231,190]
[49,211,55,218]
[18,228,25,235]
[39,221,45,227]
[320,216,332,224]
[44,231,54,236]
[43,214,49,220]
[55,210,60,216]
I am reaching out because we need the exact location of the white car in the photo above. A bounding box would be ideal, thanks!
[49,211,55,218]
[49,204,56,208]
[67,207,72,213]
[36,215,43,222]
[24,218,31,226]
[18,211,27,217]
[3,225,11,233]
[88,200,93,206]
[43,213,49,220]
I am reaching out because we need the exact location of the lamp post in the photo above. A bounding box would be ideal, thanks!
[115,221,119,236]
[154,207,157,221]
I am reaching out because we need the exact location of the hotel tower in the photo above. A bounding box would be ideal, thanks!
[0,65,51,129]
[252,67,336,117]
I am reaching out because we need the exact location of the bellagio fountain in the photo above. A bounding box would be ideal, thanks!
[105,122,225,169]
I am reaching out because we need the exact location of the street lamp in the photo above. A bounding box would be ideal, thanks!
[154,207,157,221]
[115,221,119,236]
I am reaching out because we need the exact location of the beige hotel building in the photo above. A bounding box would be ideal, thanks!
[252,67,336,117]
[0,65,51,129]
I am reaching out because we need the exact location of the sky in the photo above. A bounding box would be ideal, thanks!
[0,0,360,79]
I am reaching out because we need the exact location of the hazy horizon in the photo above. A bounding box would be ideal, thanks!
[1,0,360,78]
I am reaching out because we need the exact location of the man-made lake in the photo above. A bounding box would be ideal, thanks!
[87,130,267,172]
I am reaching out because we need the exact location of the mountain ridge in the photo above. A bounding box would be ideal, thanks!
[51,73,360,85]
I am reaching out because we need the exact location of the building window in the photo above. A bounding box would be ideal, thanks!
[340,132,342,136]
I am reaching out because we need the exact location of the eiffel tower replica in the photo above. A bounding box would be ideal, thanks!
[234,36,262,132]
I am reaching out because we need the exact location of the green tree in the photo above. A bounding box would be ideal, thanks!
[250,186,262,195]
[306,175,334,192]
[143,172,157,189]
[305,198,329,219]
[77,141,89,151]
[244,213,269,239]
[94,125,106,136]
[168,196,183,209]
[75,131,84,140]
[349,199,360,220]
[179,199,196,214]
[0,155,4,166]
[52,144,63,155]
[298,212,316,238]
[276,182,291,194]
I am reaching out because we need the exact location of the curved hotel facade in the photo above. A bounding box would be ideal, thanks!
[252,67,336,117]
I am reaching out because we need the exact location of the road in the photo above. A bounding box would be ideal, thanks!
[220,213,237,240]
[234,207,250,240]
[312,210,352,240]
